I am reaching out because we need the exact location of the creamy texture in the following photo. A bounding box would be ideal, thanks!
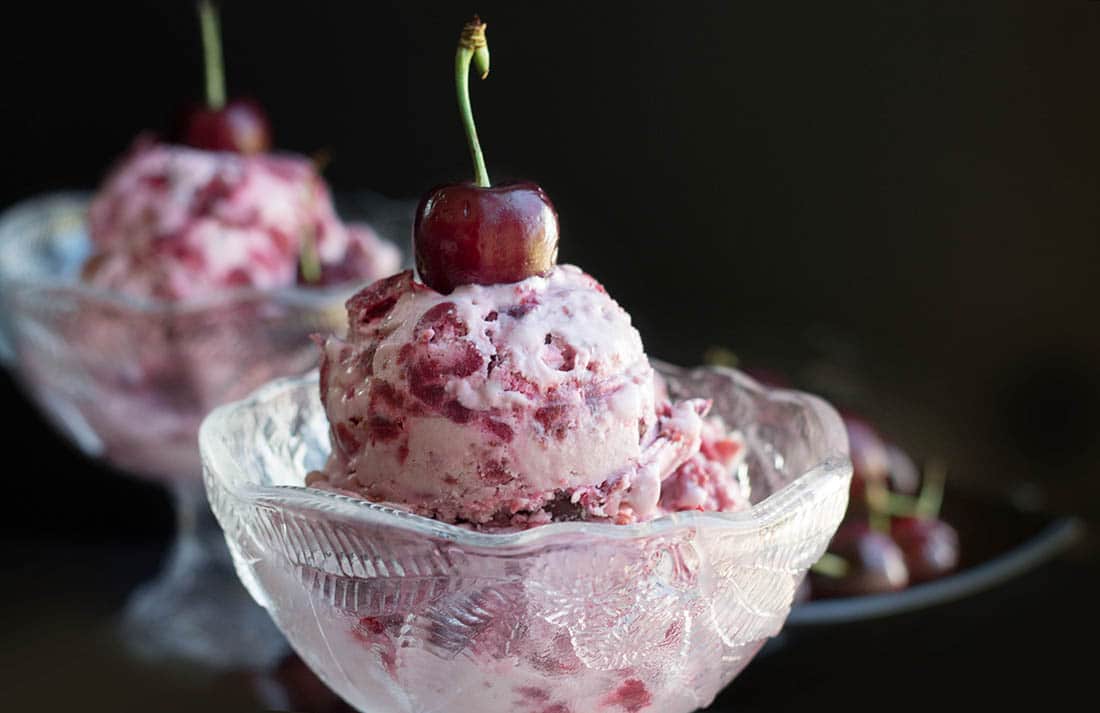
[657,414,750,513]
[311,266,749,526]
[84,139,400,300]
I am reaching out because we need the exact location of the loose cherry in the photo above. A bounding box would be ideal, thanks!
[886,442,921,495]
[179,1,272,154]
[810,521,909,598]
[890,516,960,584]
[413,17,559,294]
[843,414,892,513]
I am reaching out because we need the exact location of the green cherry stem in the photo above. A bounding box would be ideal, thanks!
[299,152,332,284]
[299,226,321,283]
[198,0,226,110]
[915,459,947,519]
[866,479,892,533]
[456,17,491,187]
[811,552,850,578]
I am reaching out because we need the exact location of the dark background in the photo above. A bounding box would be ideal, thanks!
[2,1,1098,711]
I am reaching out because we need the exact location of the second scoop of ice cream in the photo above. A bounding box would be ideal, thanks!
[312,265,749,526]
[84,139,400,301]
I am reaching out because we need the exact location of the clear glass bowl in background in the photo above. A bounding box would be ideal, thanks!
[0,191,411,669]
[201,363,852,713]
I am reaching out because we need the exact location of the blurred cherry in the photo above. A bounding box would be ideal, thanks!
[180,97,271,154]
[178,1,272,154]
[886,443,921,495]
[843,414,892,511]
[811,521,909,598]
[891,516,960,584]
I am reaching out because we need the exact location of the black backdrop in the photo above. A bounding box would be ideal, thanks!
[1,1,1098,711]
[5,0,1097,539]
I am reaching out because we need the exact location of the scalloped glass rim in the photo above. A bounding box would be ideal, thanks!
[0,191,395,316]
[200,361,852,550]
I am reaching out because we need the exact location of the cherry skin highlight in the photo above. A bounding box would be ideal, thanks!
[890,516,960,584]
[811,521,909,598]
[180,97,272,155]
[413,181,559,294]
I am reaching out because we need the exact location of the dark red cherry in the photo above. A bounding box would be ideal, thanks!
[180,97,272,155]
[843,414,892,512]
[890,516,960,584]
[179,3,271,154]
[810,521,909,598]
[886,442,921,495]
[413,181,559,294]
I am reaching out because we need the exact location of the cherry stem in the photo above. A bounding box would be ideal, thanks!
[299,156,330,284]
[198,0,226,110]
[703,346,739,369]
[456,17,490,187]
[299,227,321,283]
[865,479,892,533]
[916,459,947,519]
[811,552,850,578]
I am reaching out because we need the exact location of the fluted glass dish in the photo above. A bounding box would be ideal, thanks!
[201,364,852,713]
[0,191,409,668]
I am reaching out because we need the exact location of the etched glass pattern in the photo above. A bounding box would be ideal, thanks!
[201,364,852,713]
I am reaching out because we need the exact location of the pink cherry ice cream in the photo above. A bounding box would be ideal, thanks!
[309,265,749,526]
[83,138,400,299]
[26,138,401,480]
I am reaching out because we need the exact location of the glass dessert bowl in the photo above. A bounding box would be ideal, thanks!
[0,191,406,667]
[200,363,852,713]
[0,1,412,670]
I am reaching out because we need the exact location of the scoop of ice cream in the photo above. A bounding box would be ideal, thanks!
[658,414,750,514]
[84,138,400,300]
[310,265,749,526]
